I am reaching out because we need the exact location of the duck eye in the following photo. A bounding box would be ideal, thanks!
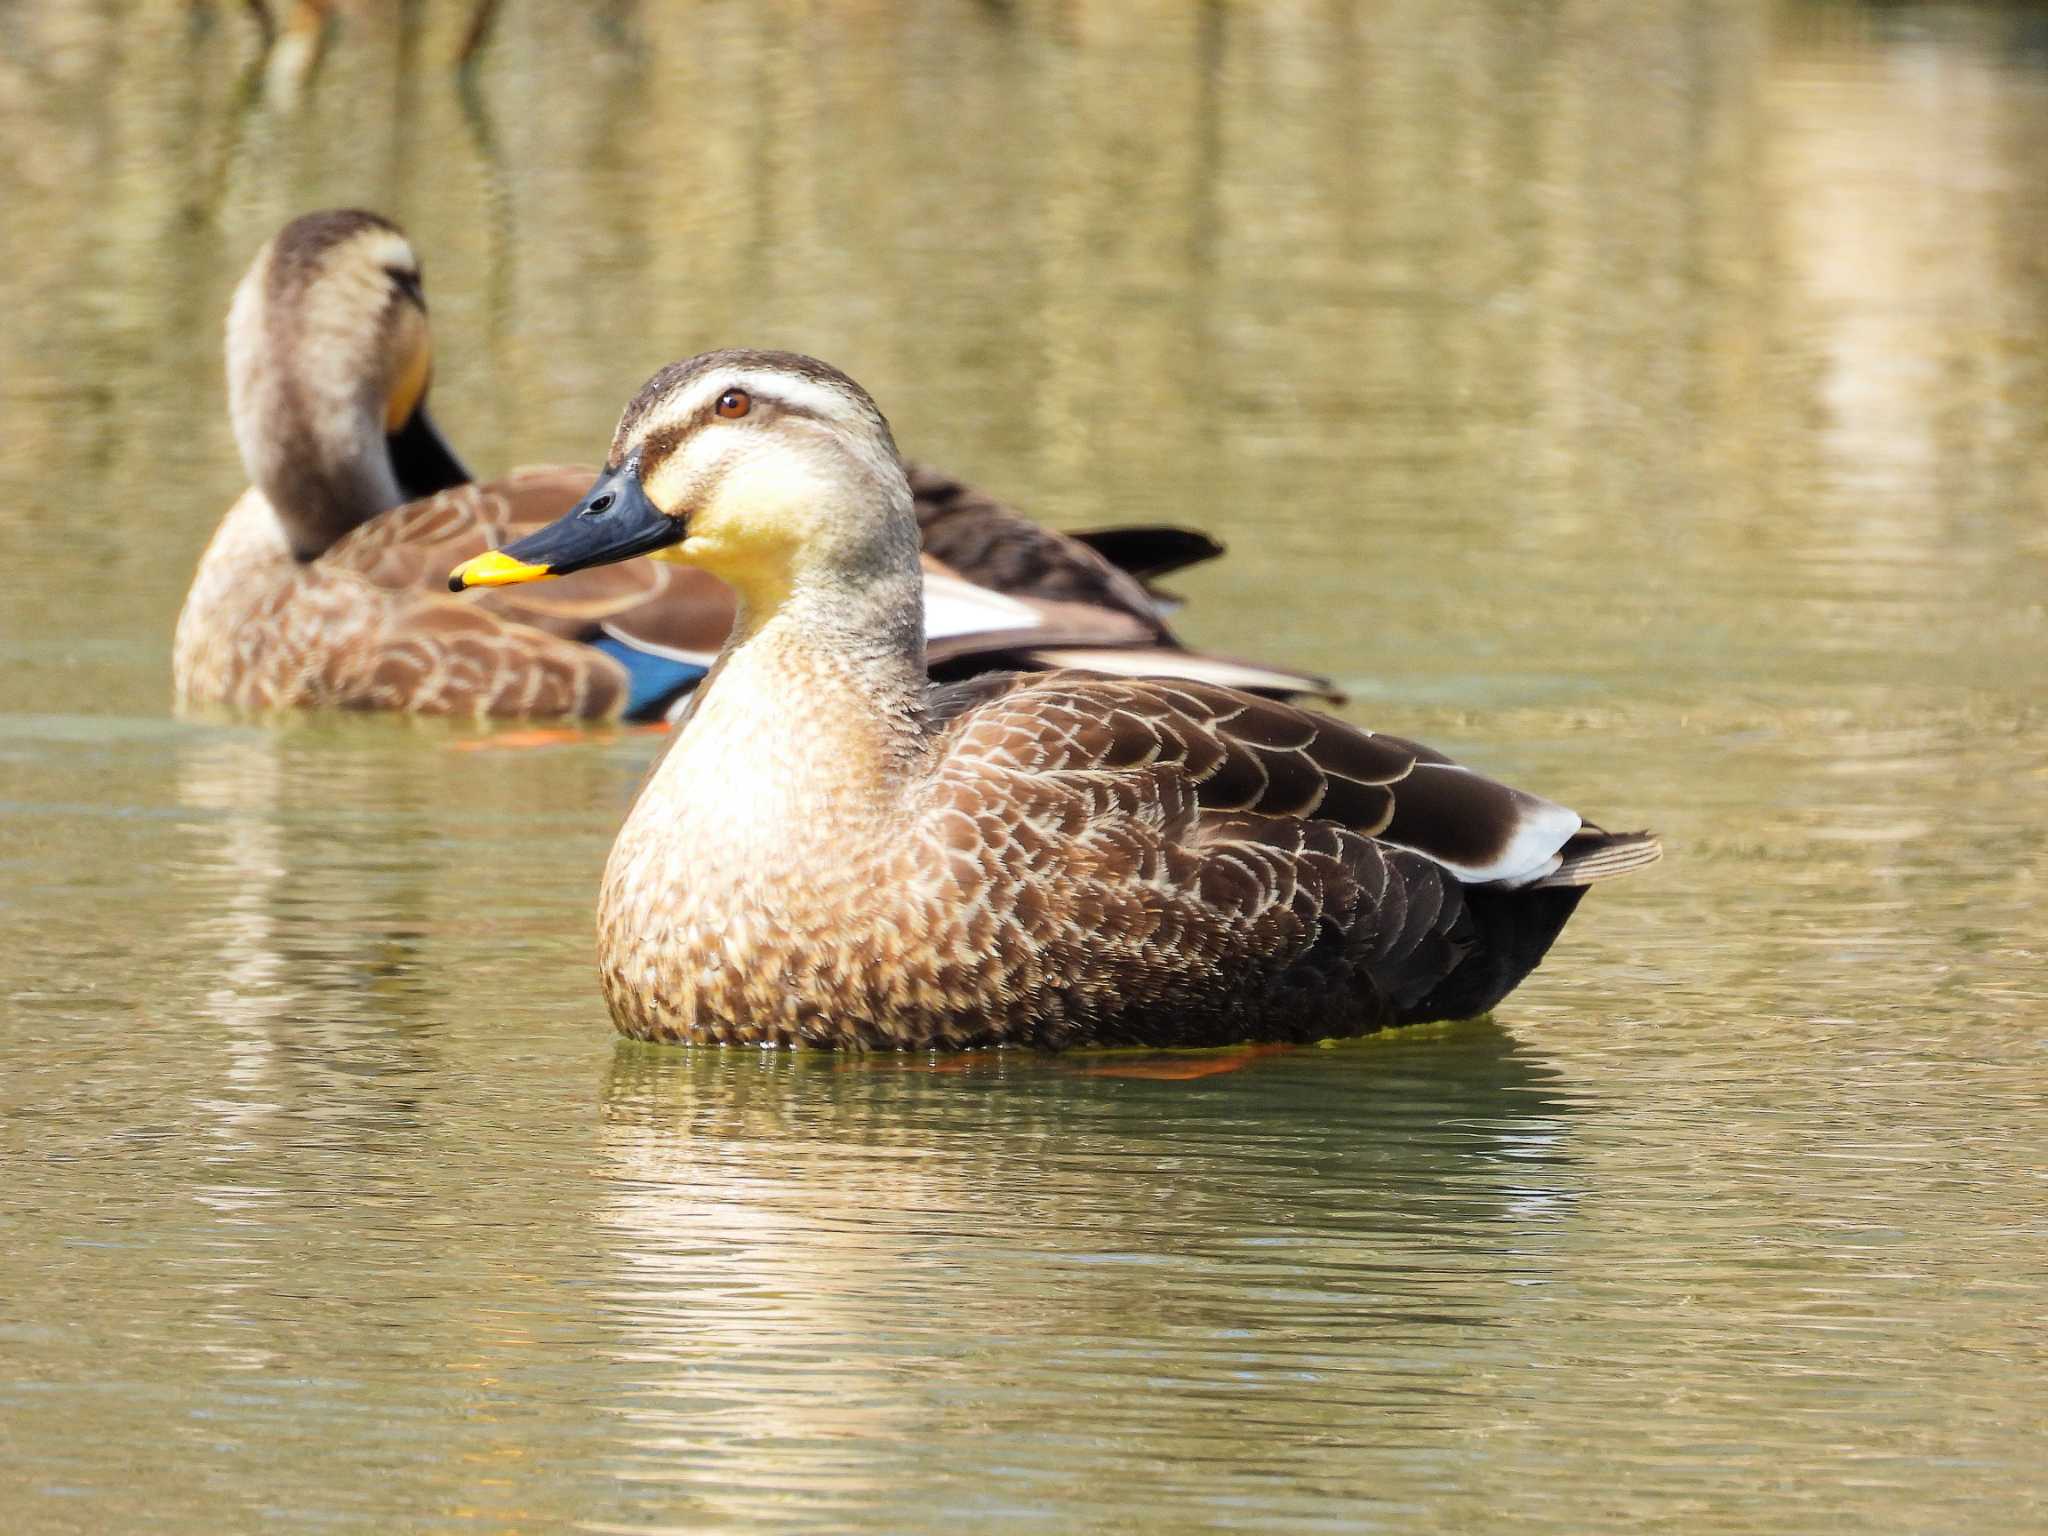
[715,389,751,420]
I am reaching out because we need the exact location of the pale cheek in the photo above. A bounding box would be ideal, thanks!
[637,426,722,504]
[711,454,824,546]
[640,458,698,516]
[644,433,825,553]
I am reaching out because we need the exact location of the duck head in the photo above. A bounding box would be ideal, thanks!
[448,349,915,612]
[228,209,469,560]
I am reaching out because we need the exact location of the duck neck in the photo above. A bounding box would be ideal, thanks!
[640,548,933,858]
[269,434,397,561]
[232,378,400,562]
[739,553,929,714]
[227,273,408,560]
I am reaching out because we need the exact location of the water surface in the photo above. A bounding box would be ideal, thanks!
[1,3,2044,1531]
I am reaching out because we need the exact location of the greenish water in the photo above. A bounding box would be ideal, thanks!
[1,2,2044,1531]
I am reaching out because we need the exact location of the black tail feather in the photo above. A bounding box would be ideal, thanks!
[1068,525,1226,582]
[1399,883,1589,1024]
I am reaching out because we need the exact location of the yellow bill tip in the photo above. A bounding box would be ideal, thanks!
[448,549,553,591]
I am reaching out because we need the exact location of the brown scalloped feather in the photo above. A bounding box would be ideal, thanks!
[349,598,629,718]
[176,470,631,719]
[908,675,1657,1044]
[933,678,1535,863]
[325,467,666,637]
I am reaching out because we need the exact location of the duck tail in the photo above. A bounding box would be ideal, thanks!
[1528,828,1663,889]
[1391,828,1660,1026]
[1066,525,1226,583]
[1399,882,1588,1024]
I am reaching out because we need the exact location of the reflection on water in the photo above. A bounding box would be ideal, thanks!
[1,2,2045,1532]
[593,1032,1578,1528]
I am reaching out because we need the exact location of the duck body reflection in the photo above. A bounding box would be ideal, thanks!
[593,1025,1582,1524]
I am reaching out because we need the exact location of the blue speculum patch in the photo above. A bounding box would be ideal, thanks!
[589,633,708,720]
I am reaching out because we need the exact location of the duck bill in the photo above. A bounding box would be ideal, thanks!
[447,465,682,591]
[388,405,472,502]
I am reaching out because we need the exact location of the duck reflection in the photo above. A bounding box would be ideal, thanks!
[176,729,455,1068]
[167,725,619,1375]
[592,1026,1584,1512]
[171,729,455,1369]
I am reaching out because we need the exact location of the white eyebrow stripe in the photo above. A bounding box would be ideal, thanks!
[363,231,417,272]
[671,368,863,429]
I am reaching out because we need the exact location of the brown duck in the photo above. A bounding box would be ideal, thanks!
[451,350,1662,1049]
[174,210,1332,722]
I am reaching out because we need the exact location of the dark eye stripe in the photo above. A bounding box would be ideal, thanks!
[384,266,425,307]
[630,389,835,477]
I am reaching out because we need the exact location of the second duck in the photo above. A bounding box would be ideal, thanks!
[175,210,1330,722]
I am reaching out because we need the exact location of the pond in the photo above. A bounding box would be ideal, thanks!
[0,2,2042,1531]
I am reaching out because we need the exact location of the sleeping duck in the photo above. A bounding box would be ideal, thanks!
[174,210,1331,722]
[450,350,1661,1049]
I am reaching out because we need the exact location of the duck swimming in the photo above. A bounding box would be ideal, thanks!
[174,210,1331,721]
[451,350,1661,1049]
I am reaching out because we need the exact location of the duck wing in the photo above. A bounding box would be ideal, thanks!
[907,462,1338,702]
[932,674,1587,885]
[923,673,1657,1037]
[907,461,1180,629]
[300,469,630,716]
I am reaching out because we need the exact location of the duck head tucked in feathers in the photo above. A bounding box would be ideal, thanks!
[227,208,469,560]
